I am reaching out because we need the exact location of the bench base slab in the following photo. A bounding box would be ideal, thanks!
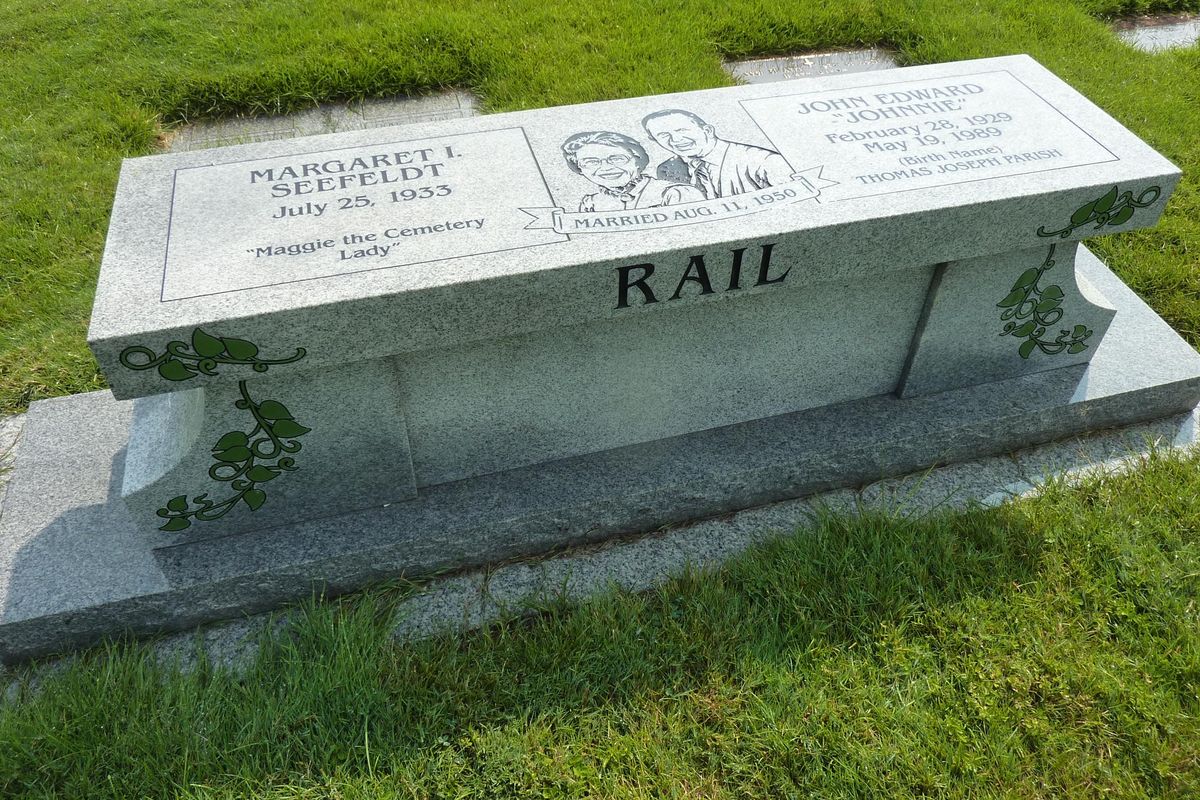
[2,250,1199,664]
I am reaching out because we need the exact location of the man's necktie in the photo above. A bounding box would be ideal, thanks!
[690,158,716,199]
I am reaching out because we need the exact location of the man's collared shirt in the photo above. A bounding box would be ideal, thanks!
[686,139,790,198]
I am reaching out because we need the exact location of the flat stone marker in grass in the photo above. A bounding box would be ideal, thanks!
[723,48,899,84]
[1114,14,1200,52]
[168,90,481,152]
[2,54,1198,663]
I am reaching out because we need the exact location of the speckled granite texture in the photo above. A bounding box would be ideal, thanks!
[2,249,1197,664]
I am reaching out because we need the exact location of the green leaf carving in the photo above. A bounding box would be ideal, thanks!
[1012,268,1040,290]
[243,489,267,511]
[1109,205,1135,226]
[214,445,252,462]
[1092,186,1118,214]
[158,359,195,381]
[1038,184,1161,238]
[270,419,311,438]
[245,465,278,482]
[191,328,225,358]
[998,244,1093,360]
[257,400,293,420]
[213,431,249,450]
[1069,201,1096,226]
[222,338,259,360]
[1012,321,1037,337]
[997,289,1025,308]
[119,329,305,382]
[152,381,310,534]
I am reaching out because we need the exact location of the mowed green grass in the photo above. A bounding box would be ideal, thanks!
[3,450,1200,798]
[0,0,1198,410]
[2,1,1200,797]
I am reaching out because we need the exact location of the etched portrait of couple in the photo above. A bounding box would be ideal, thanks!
[561,109,790,212]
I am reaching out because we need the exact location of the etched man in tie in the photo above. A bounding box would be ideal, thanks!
[641,109,790,199]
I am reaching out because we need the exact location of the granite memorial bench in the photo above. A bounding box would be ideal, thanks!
[2,54,1197,662]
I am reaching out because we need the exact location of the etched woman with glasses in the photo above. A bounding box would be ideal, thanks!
[561,131,704,212]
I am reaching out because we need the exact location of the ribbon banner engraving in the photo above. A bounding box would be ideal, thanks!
[524,167,836,235]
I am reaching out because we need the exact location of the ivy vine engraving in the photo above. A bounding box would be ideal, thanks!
[156,381,311,532]
[120,327,306,382]
[997,244,1092,359]
[1037,185,1161,239]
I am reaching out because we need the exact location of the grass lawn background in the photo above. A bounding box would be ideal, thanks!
[3,452,1200,798]
[1,0,1199,797]
[1,0,1198,411]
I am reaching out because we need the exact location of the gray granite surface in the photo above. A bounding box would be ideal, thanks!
[0,414,24,520]
[723,49,899,83]
[89,55,1181,401]
[396,263,932,486]
[3,248,1198,664]
[4,405,1195,689]
[900,243,1117,396]
[391,406,1198,644]
[121,360,416,538]
[1115,14,1199,52]
[168,91,481,152]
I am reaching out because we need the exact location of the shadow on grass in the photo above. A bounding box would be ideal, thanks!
[379,502,1043,714]
[8,457,1200,796]
[3,502,1042,795]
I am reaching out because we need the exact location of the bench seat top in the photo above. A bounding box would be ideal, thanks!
[88,55,1179,399]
